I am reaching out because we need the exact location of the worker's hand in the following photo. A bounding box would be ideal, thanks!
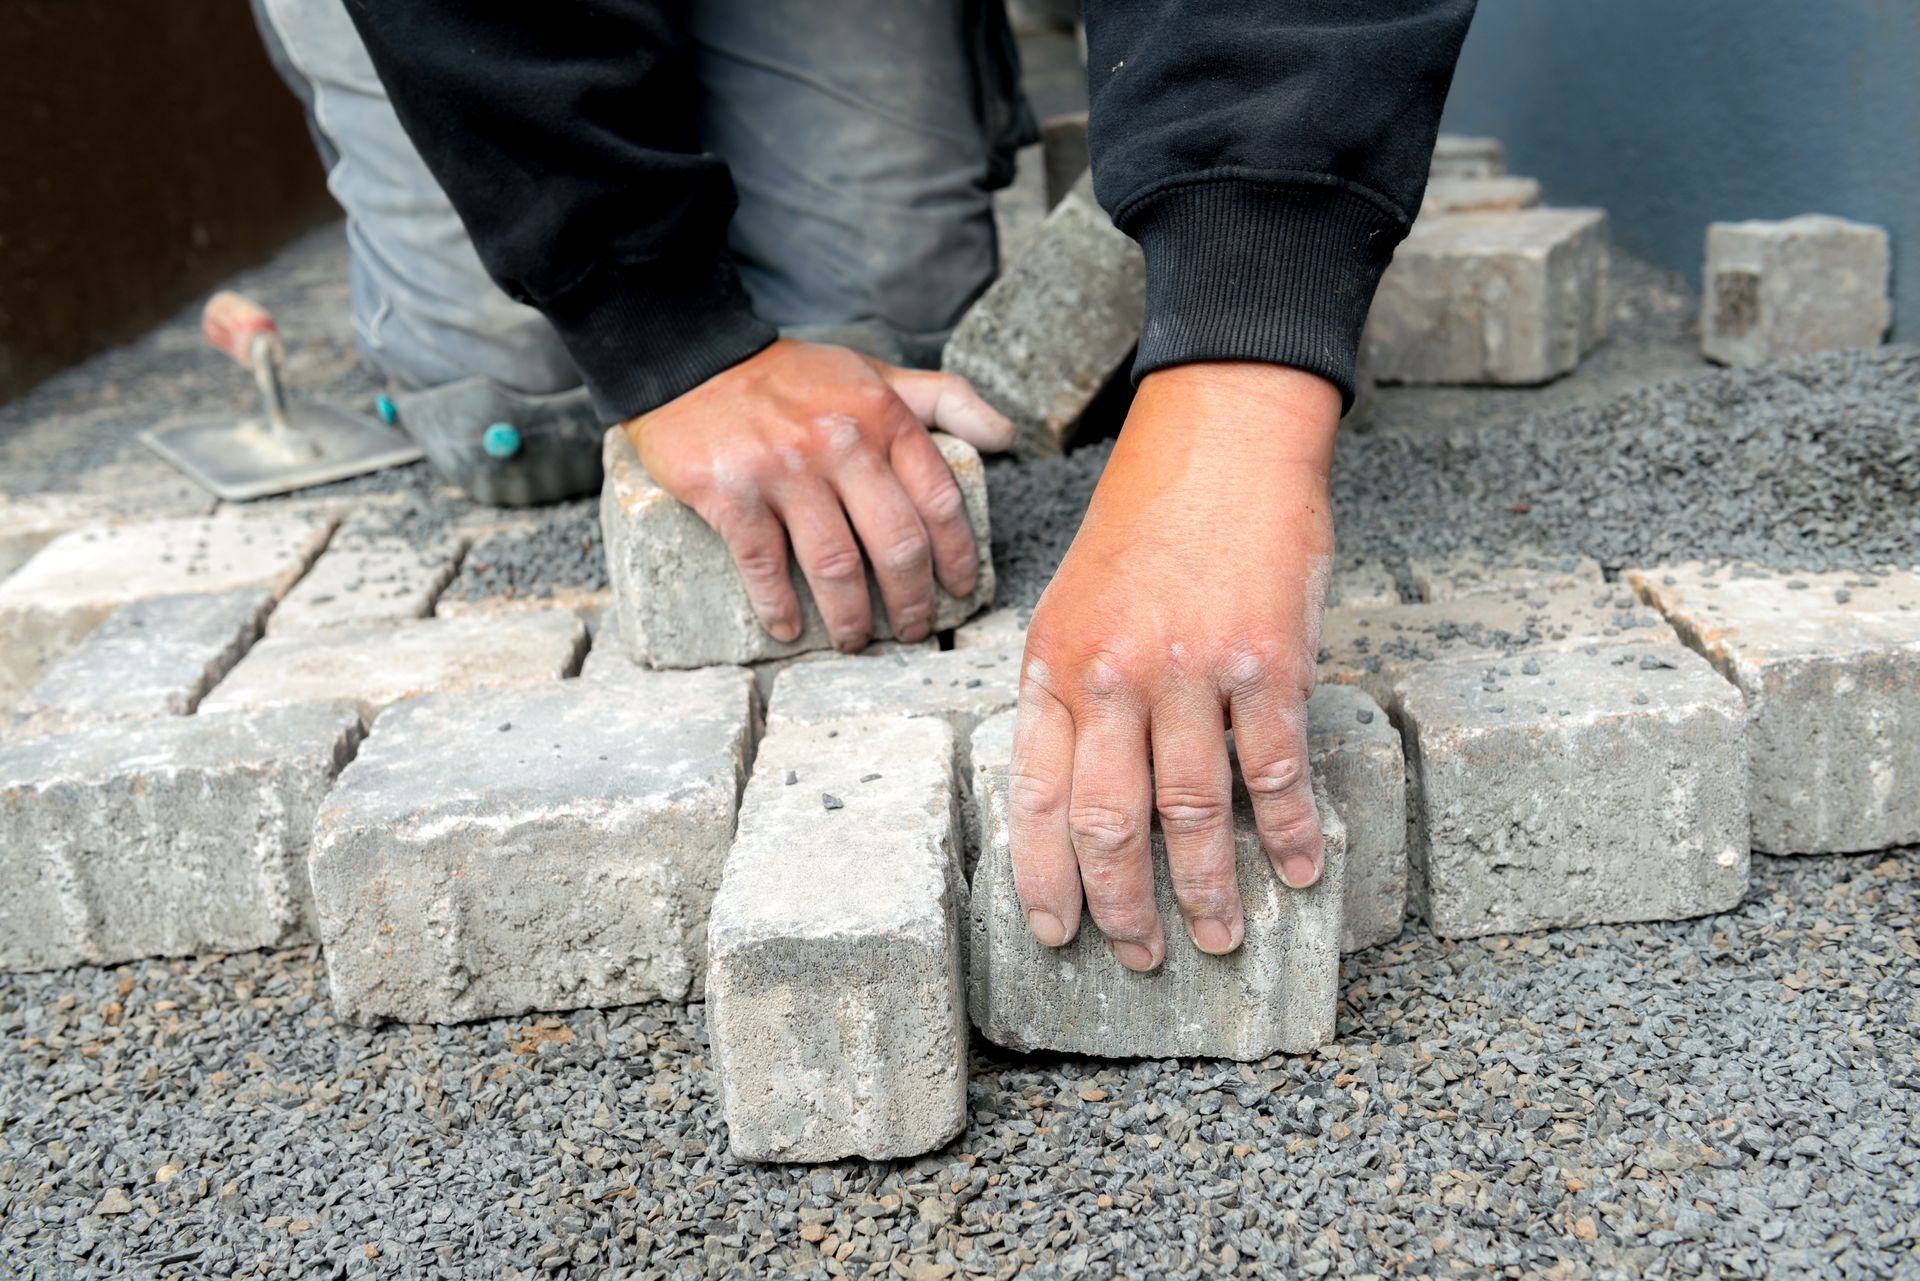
[625,339,1014,648]
[1009,361,1341,970]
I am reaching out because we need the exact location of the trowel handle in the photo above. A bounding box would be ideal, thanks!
[202,291,286,371]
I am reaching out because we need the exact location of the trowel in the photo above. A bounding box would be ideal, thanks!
[140,290,422,500]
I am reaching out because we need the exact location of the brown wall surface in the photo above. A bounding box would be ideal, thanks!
[0,0,337,405]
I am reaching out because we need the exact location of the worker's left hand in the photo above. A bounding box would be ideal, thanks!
[1008,361,1341,969]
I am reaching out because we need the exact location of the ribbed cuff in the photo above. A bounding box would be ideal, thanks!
[1118,175,1409,412]
[538,256,779,422]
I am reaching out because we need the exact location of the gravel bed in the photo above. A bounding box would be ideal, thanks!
[439,503,609,605]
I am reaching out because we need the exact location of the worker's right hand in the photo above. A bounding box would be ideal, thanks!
[624,339,1015,649]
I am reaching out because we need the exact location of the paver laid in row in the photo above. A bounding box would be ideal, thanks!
[268,533,465,635]
[764,644,1021,740]
[9,589,273,741]
[967,710,1348,1060]
[1399,642,1749,939]
[0,512,333,706]
[200,610,586,721]
[942,171,1145,460]
[585,608,936,704]
[708,714,967,1162]
[1305,684,1409,954]
[0,480,216,583]
[1364,208,1609,386]
[602,428,993,669]
[1328,558,1402,609]
[1701,214,1890,368]
[0,704,363,971]
[1408,549,1604,602]
[1629,562,1920,855]
[312,669,757,1025]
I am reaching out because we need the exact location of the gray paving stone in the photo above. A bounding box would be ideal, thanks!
[10,589,274,740]
[1365,209,1609,386]
[708,715,966,1162]
[765,644,1020,745]
[1701,215,1891,367]
[967,710,1347,1060]
[1629,562,1920,855]
[1398,642,1749,939]
[602,428,993,669]
[1420,175,1540,215]
[1408,548,1606,601]
[311,671,756,1025]
[942,171,1145,459]
[201,610,585,721]
[0,483,217,585]
[0,704,363,971]
[268,534,464,635]
[0,513,332,707]
[1328,558,1401,609]
[950,606,1030,651]
[1307,684,1408,954]
[1429,134,1505,179]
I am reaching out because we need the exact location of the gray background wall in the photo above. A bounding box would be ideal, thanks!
[1440,0,1917,340]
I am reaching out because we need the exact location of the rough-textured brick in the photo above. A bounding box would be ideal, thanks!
[1318,585,1674,712]
[0,513,332,706]
[0,704,362,971]
[1328,558,1401,609]
[1701,215,1891,367]
[269,534,464,635]
[1306,685,1408,953]
[0,482,217,584]
[967,711,1347,1060]
[602,428,993,669]
[10,589,273,740]
[1398,643,1748,938]
[942,172,1144,460]
[1366,209,1609,386]
[708,715,966,1162]
[201,611,585,720]
[1421,175,1540,215]
[766,646,1020,742]
[312,670,756,1024]
[951,607,1030,652]
[1409,549,1605,602]
[1429,134,1505,179]
[1629,563,1920,854]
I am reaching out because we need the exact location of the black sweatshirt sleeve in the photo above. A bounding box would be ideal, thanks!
[342,0,775,421]
[1084,0,1477,407]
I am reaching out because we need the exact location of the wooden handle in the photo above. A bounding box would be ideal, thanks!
[202,291,284,369]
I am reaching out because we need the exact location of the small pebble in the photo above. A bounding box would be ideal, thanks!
[821,793,843,811]
[784,770,797,786]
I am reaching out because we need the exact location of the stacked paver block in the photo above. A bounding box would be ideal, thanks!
[967,710,1347,1059]
[0,704,363,970]
[1398,643,1749,938]
[9,589,274,740]
[1629,563,1920,854]
[1701,215,1891,367]
[201,610,585,721]
[1365,209,1609,386]
[311,670,757,1024]
[1429,135,1505,179]
[707,715,968,1161]
[269,534,464,635]
[0,513,332,705]
[602,428,994,668]
[1306,685,1408,953]
[1421,176,1541,216]
[1409,549,1605,602]
[942,171,1145,459]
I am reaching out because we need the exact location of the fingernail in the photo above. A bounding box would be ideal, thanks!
[1026,910,1068,947]
[1110,939,1158,972]
[1280,852,1322,889]
[770,619,800,643]
[1190,916,1240,954]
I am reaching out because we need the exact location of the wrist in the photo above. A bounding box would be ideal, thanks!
[1127,361,1340,474]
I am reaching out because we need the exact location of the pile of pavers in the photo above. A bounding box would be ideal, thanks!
[1,134,1909,1168]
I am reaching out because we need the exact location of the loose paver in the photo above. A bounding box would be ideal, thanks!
[942,171,1145,459]
[0,512,332,705]
[1428,133,1505,179]
[1408,548,1605,601]
[1630,562,1920,854]
[1365,209,1609,386]
[707,715,967,1162]
[602,428,993,669]
[268,534,464,635]
[1306,684,1408,953]
[0,704,362,971]
[1318,583,1675,711]
[1420,175,1541,215]
[200,610,585,721]
[311,670,756,1025]
[9,589,274,740]
[1398,642,1749,938]
[968,709,1347,1060]
[1701,215,1891,367]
